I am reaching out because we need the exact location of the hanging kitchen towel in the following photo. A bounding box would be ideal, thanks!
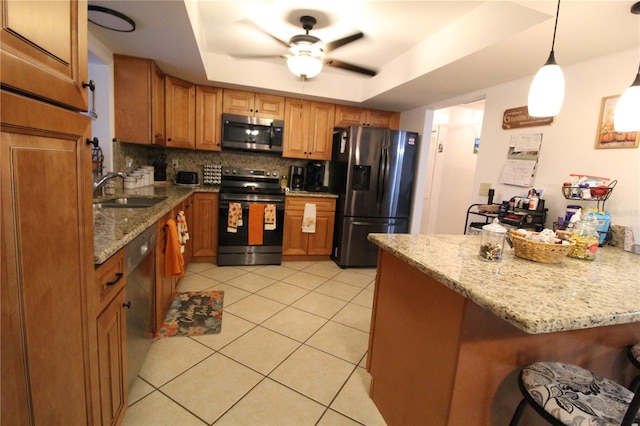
[264,204,276,231]
[302,203,316,233]
[175,210,189,254]
[227,202,242,233]
[165,219,185,277]
[248,204,265,245]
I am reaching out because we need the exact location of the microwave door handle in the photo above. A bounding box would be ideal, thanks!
[269,123,274,149]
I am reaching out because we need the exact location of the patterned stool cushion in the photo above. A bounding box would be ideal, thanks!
[521,362,640,426]
[631,344,640,368]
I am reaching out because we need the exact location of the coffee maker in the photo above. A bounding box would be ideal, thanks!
[305,161,327,192]
[289,166,305,191]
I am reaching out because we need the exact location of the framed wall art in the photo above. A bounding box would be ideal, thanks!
[595,95,639,149]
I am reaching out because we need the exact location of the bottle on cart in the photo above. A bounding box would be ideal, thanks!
[568,213,599,260]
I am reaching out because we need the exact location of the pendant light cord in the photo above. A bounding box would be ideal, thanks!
[550,0,561,50]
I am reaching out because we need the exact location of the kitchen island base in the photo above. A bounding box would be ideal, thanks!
[367,249,640,426]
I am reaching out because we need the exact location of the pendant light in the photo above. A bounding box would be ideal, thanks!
[528,0,564,117]
[613,2,640,132]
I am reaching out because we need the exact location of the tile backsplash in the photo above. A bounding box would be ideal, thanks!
[113,141,307,185]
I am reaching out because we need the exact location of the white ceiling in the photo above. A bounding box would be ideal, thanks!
[88,0,640,112]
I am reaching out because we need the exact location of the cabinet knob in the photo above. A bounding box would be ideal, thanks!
[82,80,95,92]
[123,301,131,309]
[167,138,172,142]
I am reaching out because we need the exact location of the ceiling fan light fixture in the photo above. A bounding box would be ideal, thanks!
[287,53,323,79]
[88,5,135,32]
[528,0,564,117]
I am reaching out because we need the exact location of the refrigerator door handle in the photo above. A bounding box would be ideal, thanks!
[376,147,384,206]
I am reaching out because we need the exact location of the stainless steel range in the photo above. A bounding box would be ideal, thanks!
[217,167,285,266]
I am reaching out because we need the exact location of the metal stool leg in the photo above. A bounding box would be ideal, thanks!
[509,399,528,426]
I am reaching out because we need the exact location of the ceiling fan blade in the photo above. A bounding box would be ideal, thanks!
[324,32,364,52]
[325,59,376,77]
[240,19,290,49]
[230,53,285,60]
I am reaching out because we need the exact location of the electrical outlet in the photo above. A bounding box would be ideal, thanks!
[172,160,179,170]
[479,182,491,197]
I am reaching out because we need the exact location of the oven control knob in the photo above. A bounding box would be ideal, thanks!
[232,169,237,174]
[272,171,278,177]
[266,171,271,176]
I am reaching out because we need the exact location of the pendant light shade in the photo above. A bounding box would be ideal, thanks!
[614,67,640,132]
[287,53,323,79]
[528,0,564,117]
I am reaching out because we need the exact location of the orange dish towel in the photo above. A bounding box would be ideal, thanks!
[264,204,276,230]
[248,204,265,245]
[165,219,185,277]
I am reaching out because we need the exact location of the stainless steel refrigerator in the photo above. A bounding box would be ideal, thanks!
[329,126,419,267]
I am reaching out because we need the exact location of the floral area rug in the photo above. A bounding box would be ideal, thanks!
[156,291,224,338]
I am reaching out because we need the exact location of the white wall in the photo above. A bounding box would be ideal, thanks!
[404,48,640,238]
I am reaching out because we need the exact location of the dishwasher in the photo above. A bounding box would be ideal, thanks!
[125,225,156,390]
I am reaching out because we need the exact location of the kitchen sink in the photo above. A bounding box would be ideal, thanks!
[94,196,168,209]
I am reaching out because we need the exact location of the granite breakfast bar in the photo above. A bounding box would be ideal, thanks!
[366,233,640,426]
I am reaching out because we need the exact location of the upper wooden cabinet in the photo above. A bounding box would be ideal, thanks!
[335,105,400,129]
[0,0,88,111]
[114,54,165,145]
[165,75,195,149]
[223,89,285,120]
[196,86,223,151]
[283,98,335,161]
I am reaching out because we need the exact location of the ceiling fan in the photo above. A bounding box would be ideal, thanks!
[239,15,377,79]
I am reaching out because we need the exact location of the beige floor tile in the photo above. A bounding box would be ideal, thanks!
[122,391,206,426]
[269,345,355,405]
[127,377,154,405]
[257,281,310,305]
[206,283,251,307]
[332,270,375,288]
[282,270,328,290]
[191,312,255,351]
[253,264,297,280]
[330,367,387,426]
[215,378,326,426]
[139,337,213,387]
[224,294,286,324]
[176,273,219,292]
[332,303,372,333]
[359,352,368,368]
[200,266,247,283]
[303,262,342,279]
[306,321,369,364]
[351,288,375,309]
[291,292,347,319]
[261,307,328,342]
[351,267,377,277]
[161,353,263,424]
[315,279,362,302]
[281,260,316,270]
[317,409,364,426]
[234,264,262,272]
[185,262,216,274]
[220,327,300,375]
[226,272,276,293]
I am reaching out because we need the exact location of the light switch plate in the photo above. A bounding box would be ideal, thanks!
[479,182,491,197]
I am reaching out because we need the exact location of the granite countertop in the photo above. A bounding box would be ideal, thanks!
[286,190,338,198]
[93,185,219,264]
[368,233,640,334]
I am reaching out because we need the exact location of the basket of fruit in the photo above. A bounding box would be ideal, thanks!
[508,229,575,264]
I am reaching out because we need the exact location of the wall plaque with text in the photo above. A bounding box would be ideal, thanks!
[502,106,553,129]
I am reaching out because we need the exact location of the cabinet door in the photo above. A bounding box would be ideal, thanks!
[335,105,367,127]
[1,91,95,425]
[368,109,399,129]
[96,289,127,426]
[282,98,310,159]
[223,89,255,115]
[0,0,88,111]
[151,62,166,145]
[196,86,222,151]
[307,211,336,255]
[282,209,309,255]
[165,76,195,149]
[192,193,219,258]
[155,213,175,332]
[307,101,335,161]
[255,93,285,119]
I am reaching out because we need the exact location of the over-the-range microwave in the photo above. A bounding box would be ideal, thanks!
[221,113,284,154]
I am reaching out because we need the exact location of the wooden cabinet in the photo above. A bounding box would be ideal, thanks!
[196,85,223,151]
[191,193,219,261]
[114,54,165,145]
[1,90,98,425]
[165,75,195,149]
[283,98,335,160]
[335,105,399,129]
[94,249,127,426]
[283,197,336,258]
[223,89,285,120]
[0,0,89,111]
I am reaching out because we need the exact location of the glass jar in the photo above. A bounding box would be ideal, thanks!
[569,215,599,260]
[479,218,507,262]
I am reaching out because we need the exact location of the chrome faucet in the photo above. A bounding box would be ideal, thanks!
[93,171,127,197]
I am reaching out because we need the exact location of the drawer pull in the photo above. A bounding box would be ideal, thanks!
[122,301,131,309]
[106,272,123,286]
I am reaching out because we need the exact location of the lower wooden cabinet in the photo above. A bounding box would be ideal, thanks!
[283,197,336,257]
[191,193,219,261]
[94,248,127,426]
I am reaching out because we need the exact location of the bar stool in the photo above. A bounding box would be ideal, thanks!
[509,362,640,426]
[628,343,640,392]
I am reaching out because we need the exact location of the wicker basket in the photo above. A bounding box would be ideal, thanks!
[508,230,575,264]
